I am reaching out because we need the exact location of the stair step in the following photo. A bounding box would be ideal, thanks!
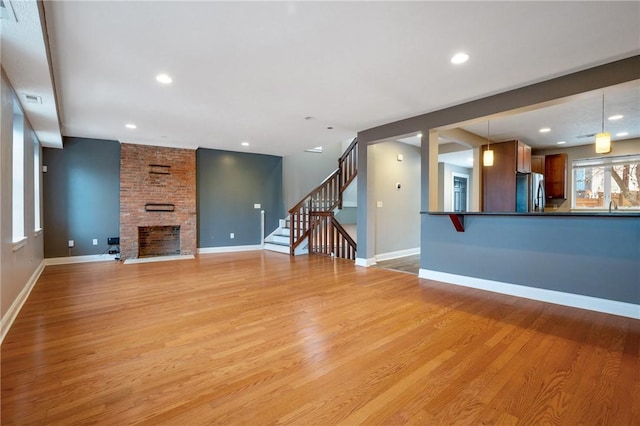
[264,242,290,254]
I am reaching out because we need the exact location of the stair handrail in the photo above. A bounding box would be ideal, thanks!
[288,138,357,256]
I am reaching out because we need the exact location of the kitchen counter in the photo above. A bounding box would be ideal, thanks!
[423,210,639,232]
[425,211,640,217]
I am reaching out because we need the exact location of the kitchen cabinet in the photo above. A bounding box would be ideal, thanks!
[544,153,567,199]
[517,141,531,173]
[531,155,545,174]
[482,140,531,212]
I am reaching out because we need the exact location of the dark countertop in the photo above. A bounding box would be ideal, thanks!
[424,211,640,217]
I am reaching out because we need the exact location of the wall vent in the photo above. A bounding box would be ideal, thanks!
[23,94,43,104]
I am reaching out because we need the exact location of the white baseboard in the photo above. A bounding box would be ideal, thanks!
[375,247,420,262]
[45,253,118,266]
[198,244,263,254]
[419,269,640,320]
[1,260,45,344]
[355,257,377,267]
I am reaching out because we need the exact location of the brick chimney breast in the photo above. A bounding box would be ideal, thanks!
[119,143,196,260]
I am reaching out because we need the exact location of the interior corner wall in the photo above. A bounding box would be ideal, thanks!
[282,141,343,211]
[1,70,44,332]
[197,149,283,248]
[42,137,120,258]
[371,141,420,256]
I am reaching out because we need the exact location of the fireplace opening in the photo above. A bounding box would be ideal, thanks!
[138,225,181,258]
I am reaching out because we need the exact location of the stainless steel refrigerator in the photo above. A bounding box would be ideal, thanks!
[516,172,545,212]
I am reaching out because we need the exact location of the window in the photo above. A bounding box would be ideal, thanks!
[34,139,41,231]
[573,154,640,209]
[12,101,25,242]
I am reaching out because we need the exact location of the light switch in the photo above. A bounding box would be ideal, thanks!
[377,201,383,208]
[92,239,98,245]
[254,203,261,209]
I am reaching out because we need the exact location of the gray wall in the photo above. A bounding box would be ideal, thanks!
[422,214,639,304]
[42,137,121,257]
[282,141,343,211]
[1,70,44,332]
[197,148,283,247]
[370,141,420,256]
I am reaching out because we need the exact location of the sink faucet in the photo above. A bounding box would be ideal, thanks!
[609,200,618,213]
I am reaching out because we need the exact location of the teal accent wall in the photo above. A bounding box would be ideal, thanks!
[42,138,121,258]
[197,149,283,248]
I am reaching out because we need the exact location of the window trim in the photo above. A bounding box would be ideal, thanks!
[572,154,640,210]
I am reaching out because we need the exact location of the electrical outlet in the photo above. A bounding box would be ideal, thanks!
[92,239,98,246]
[68,240,74,248]
[230,233,235,239]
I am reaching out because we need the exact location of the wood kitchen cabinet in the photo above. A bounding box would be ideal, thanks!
[531,155,545,174]
[517,141,531,173]
[544,153,568,199]
[482,140,531,212]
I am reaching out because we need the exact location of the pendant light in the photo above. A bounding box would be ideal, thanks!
[483,121,494,166]
[595,93,611,154]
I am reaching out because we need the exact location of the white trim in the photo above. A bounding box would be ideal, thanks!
[12,237,27,252]
[1,260,45,344]
[355,257,377,267]
[123,254,195,264]
[418,269,640,320]
[45,254,117,266]
[342,201,357,208]
[375,247,420,262]
[198,245,263,254]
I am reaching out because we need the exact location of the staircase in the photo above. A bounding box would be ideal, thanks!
[265,138,357,260]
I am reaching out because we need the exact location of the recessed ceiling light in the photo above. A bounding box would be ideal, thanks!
[608,114,623,121]
[556,141,566,145]
[156,73,173,84]
[241,141,250,147]
[616,131,629,137]
[125,123,137,129]
[539,127,551,133]
[451,52,469,64]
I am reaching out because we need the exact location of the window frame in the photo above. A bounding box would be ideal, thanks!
[572,154,640,210]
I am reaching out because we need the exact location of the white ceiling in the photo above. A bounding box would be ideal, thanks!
[7,1,640,156]
[1,0,62,147]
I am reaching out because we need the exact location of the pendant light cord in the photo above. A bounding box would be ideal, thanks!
[601,93,605,133]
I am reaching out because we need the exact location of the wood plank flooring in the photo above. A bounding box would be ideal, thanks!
[2,251,639,425]
[373,254,420,275]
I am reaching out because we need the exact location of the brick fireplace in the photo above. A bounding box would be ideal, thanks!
[119,143,196,260]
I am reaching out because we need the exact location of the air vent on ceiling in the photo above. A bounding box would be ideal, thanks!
[23,94,43,104]
[577,133,597,139]
[0,0,17,22]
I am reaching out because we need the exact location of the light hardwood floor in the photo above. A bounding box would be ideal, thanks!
[2,251,639,425]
